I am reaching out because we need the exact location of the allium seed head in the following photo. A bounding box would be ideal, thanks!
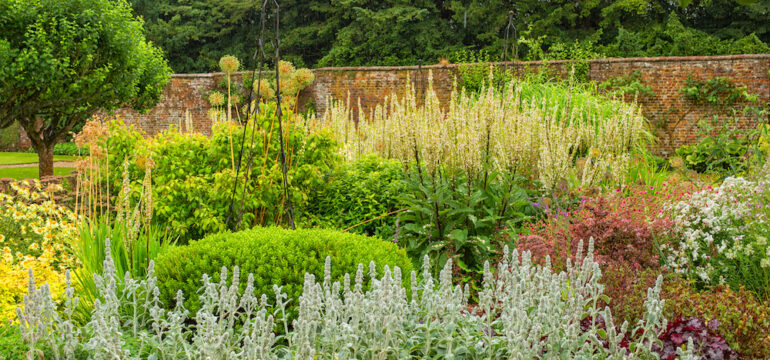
[294,68,315,88]
[277,60,295,76]
[209,91,226,107]
[254,79,275,100]
[219,55,240,74]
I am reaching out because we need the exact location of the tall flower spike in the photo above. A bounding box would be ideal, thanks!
[368,260,377,283]
[355,264,364,293]
[324,256,332,289]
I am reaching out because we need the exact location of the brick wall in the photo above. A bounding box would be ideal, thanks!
[100,72,251,137]
[16,54,770,154]
[589,55,770,154]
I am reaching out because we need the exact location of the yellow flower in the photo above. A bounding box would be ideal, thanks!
[0,234,4,243]
[28,243,39,251]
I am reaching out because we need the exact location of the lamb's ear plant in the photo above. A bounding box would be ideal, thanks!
[676,338,700,360]
[16,237,668,359]
[16,269,80,360]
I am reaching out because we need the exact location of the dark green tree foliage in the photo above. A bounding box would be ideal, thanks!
[131,0,769,71]
[130,0,260,73]
[0,0,170,176]
[314,0,457,67]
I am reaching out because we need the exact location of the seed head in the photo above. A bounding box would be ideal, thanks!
[254,79,275,100]
[294,68,315,88]
[209,91,226,107]
[219,55,240,74]
[277,60,295,76]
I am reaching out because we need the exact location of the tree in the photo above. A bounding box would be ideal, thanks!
[129,0,259,73]
[0,0,170,176]
[314,0,457,67]
[126,0,769,70]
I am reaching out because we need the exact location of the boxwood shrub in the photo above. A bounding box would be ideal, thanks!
[155,226,412,316]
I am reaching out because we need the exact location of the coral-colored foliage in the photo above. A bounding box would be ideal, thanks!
[518,186,679,270]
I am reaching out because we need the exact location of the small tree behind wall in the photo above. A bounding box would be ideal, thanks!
[0,0,170,176]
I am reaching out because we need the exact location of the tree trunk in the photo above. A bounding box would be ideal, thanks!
[35,142,54,178]
[19,118,56,178]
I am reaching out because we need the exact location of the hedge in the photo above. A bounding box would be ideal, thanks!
[155,226,412,316]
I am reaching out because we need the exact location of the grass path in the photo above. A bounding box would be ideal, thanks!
[0,152,77,166]
[0,167,75,180]
[0,161,76,169]
[0,152,77,180]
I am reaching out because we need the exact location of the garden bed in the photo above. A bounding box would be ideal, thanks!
[2,72,769,359]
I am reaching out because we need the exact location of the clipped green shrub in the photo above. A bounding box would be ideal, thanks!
[53,142,89,156]
[154,226,412,316]
[304,155,407,238]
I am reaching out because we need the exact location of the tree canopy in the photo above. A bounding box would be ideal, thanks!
[0,0,171,176]
[129,0,769,72]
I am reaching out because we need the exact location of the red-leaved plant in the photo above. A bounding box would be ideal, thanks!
[518,186,677,271]
[654,316,738,360]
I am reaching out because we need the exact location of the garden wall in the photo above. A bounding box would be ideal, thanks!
[17,54,770,154]
[300,54,770,154]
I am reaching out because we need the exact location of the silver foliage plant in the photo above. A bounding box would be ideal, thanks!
[16,238,672,359]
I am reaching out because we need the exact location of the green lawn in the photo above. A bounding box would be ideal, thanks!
[0,167,75,180]
[0,152,77,165]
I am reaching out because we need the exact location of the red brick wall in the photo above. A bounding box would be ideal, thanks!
[16,55,770,155]
[100,72,251,137]
[298,61,574,119]
[589,55,770,154]
[109,74,221,136]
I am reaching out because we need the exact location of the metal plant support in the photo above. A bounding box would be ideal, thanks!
[503,9,518,61]
[227,0,295,231]
[501,10,517,84]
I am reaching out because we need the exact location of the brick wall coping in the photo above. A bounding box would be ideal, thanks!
[590,53,770,63]
[311,54,770,72]
[169,54,769,78]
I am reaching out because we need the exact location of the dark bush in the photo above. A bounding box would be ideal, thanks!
[154,226,413,317]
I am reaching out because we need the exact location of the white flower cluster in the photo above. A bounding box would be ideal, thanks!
[663,175,770,284]
[16,239,668,359]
